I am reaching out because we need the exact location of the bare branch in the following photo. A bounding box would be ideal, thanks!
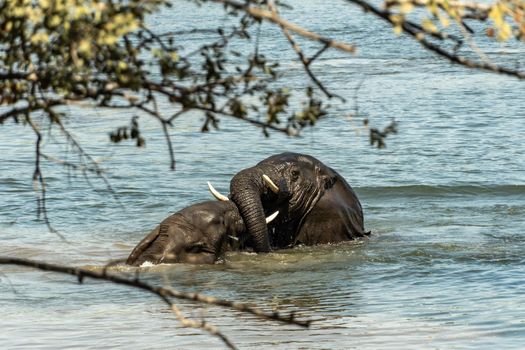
[24,115,63,238]
[40,153,107,175]
[170,303,237,349]
[47,107,118,195]
[212,0,356,53]
[308,44,331,65]
[267,0,345,100]
[161,120,176,170]
[194,105,292,134]
[0,100,62,124]
[0,257,311,349]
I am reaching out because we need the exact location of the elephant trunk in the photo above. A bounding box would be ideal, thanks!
[230,167,271,252]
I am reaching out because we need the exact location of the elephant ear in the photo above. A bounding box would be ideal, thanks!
[126,224,164,265]
[318,165,338,191]
[295,166,367,245]
[322,174,337,190]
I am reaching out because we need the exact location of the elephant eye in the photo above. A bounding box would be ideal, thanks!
[291,170,300,181]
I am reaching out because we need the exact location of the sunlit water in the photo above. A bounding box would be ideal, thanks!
[1,1,525,349]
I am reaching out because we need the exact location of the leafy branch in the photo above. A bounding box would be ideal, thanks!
[347,0,525,79]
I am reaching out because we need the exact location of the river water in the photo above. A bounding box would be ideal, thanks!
[1,1,524,349]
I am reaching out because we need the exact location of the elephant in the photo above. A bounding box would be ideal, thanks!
[227,152,368,252]
[126,199,278,266]
[127,201,242,266]
[126,152,368,265]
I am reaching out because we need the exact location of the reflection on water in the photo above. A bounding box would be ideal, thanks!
[1,0,525,348]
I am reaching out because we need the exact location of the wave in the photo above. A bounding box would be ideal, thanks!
[355,184,525,198]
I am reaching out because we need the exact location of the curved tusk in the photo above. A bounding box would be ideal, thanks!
[262,174,280,194]
[265,211,279,224]
[207,181,229,201]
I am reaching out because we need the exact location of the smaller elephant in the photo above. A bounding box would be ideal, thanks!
[126,200,244,266]
[126,198,278,266]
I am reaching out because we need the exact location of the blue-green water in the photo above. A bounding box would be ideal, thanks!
[1,1,525,349]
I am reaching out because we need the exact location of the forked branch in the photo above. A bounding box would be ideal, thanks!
[0,257,311,350]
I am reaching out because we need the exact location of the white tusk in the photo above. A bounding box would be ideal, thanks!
[265,211,279,224]
[262,174,280,194]
[207,181,229,201]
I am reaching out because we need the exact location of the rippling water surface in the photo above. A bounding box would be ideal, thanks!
[1,1,524,349]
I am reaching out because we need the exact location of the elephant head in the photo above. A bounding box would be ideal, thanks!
[229,152,344,252]
[126,201,245,266]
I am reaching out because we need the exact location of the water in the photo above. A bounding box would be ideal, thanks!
[1,0,525,349]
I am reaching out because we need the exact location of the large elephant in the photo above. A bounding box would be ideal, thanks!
[126,200,278,266]
[229,152,367,252]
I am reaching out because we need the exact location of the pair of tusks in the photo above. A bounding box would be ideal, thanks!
[207,179,279,224]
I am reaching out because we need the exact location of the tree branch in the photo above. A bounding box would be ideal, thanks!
[25,115,62,237]
[347,0,525,79]
[212,0,356,53]
[267,0,345,100]
[0,257,311,349]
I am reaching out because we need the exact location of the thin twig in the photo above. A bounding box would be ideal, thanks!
[267,0,345,101]
[161,120,176,170]
[41,153,106,175]
[25,115,64,239]
[170,303,236,349]
[212,0,356,53]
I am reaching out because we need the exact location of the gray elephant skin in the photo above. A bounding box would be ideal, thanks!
[127,199,285,265]
[126,201,246,266]
[230,152,367,253]
[126,152,367,265]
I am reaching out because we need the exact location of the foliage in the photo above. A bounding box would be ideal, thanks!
[0,0,524,226]
[0,0,332,134]
[351,0,525,78]
[385,0,525,42]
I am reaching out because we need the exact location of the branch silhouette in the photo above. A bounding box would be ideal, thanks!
[0,257,311,350]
